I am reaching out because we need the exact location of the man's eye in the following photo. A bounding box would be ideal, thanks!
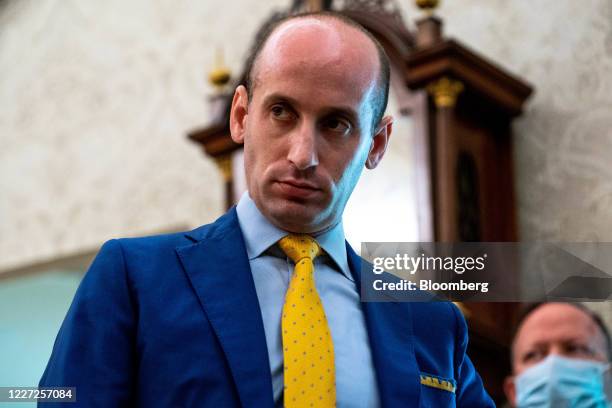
[565,343,594,357]
[271,105,293,120]
[522,350,543,363]
[322,117,351,134]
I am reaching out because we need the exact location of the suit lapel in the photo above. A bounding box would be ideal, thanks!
[346,243,421,407]
[176,208,274,408]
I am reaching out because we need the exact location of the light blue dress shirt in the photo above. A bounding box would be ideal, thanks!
[236,193,380,408]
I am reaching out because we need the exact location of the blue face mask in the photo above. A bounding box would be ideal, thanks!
[515,355,611,408]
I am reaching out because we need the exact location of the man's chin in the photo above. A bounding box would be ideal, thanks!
[264,200,326,233]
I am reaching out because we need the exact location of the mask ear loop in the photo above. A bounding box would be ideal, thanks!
[604,363,612,403]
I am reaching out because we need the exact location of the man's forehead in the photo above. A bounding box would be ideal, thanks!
[515,304,602,349]
[266,18,345,54]
[254,17,380,93]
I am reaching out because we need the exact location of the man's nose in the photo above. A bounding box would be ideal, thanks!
[287,122,319,171]
[548,345,564,357]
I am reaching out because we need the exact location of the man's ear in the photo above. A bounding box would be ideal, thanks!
[365,115,393,169]
[503,375,517,407]
[229,85,249,145]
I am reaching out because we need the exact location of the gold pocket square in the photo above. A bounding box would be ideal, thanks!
[420,373,457,393]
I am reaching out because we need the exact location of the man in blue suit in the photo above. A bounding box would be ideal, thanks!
[40,11,494,407]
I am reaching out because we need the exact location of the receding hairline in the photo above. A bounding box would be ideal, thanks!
[248,14,382,92]
[510,302,611,367]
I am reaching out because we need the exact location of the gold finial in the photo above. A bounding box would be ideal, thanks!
[208,47,231,91]
[416,0,440,16]
[427,77,464,108]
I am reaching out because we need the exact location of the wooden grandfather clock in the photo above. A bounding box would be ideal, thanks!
[187,0,533,404]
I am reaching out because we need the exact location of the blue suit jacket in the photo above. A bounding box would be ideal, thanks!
[40,208,494,407]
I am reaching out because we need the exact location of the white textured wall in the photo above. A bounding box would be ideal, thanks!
[0,0,287,271]
[400,0,612,324]
[399,0,612,243]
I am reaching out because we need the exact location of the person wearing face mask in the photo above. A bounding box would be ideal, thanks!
[504,302,612,407]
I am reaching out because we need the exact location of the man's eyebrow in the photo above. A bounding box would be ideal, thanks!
[262,93,298,107]
[321,107,359,124]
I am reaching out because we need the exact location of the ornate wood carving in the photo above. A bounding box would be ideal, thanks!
[404,14,533,403]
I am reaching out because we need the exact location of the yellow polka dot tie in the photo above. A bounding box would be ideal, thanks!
[278,234,336,408]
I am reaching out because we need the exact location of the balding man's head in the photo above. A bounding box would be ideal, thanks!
[510,302,610,374]
[243,11,390,133]
[504,303,611,406]
[228,11,394,234]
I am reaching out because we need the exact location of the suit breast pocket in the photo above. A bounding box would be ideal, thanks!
[419,373,457,408]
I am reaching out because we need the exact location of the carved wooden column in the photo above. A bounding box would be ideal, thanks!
[428,76,463,241]
[188,50,239,210]
[188,121,239,210]
[214,155,233,210]
[405,6,533,403]
[406,14,532,243]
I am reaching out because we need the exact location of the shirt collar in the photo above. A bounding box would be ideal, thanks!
[236,192,352,281]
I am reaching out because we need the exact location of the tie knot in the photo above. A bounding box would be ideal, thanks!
[278,234,321,263]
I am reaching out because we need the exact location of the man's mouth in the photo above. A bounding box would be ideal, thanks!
[275,179,322,200]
